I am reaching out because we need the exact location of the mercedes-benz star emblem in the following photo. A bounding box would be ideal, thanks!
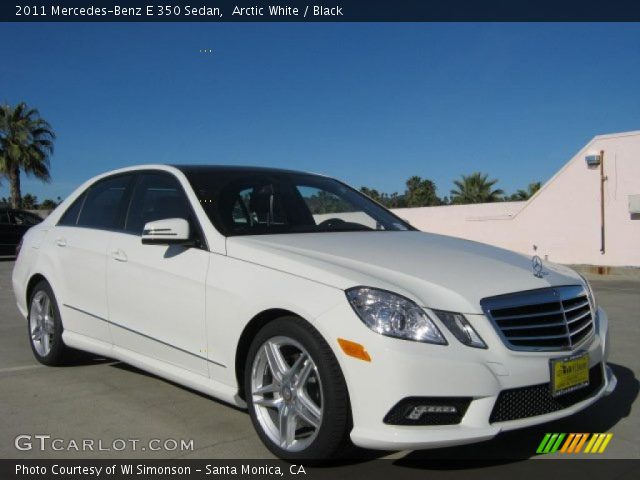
[532,255,544,278]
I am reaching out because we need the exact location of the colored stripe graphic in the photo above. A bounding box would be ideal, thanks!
[597,433,613,453]
[584,433,599,453]
[559,433,575,453]
[569,433,589,453]
[550,433,565,453]
[537,433,566,453]
[537,433,552,453]
[539,433,613,454]
[543,433,559,453]
[585,433,613,453]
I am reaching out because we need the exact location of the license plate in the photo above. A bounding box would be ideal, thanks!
[550,353,590,397]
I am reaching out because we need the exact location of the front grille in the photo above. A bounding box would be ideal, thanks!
[489,364,603,423]
[481,285,594,351]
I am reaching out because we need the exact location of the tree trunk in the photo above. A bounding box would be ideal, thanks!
[8,165,21,209]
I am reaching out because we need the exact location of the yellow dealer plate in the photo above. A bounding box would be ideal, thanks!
[550,352,589,397]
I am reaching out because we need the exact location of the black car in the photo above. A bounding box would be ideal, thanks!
[0,208,43,256]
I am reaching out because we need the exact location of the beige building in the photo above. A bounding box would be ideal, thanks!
[393,130,640,267]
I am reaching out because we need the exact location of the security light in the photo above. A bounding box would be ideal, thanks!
[585,154,601,167]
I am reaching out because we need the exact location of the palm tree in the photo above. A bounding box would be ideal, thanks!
[512,181,542,201]
[405,175,440,207]
[450,172,504,204]
[360,186,383,204]
[22,193,38,209]
[0,102,55,208]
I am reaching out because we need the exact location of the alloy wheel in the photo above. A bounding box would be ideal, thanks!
[250,336,323,452]
[29,290,55,357]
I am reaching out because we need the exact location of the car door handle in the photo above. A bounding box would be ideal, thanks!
[55,238,67,247]
[111,249,128,262]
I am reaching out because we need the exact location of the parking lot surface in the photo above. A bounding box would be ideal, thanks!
[0,259,638,460]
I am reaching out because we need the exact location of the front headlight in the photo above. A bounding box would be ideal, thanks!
[346,287,447,345]
[432,310,487,349]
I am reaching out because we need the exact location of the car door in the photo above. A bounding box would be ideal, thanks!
[5,210,24,252]
[106,171,210,376]
[53,174,135,344]
[10,210,42,249]
[0,209,14,255]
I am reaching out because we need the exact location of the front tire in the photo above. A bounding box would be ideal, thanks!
[28,280,72,365]
[245,317,351,460]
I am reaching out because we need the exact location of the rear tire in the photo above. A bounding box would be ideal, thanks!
[27,280,72,366]
[244,316,352,460]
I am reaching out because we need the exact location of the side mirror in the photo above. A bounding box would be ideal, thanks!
[141,218,191,245]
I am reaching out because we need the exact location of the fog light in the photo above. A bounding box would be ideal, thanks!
[407,405,458,420]
[384,397,471,425]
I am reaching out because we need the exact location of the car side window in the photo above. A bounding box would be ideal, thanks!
[124,172,193,235]
[58,194,86,226]
[0,210,10,224]
[76,175,133,230]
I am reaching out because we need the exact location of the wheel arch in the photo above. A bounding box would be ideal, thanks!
[26,273,50,307]
[235,308,306,401]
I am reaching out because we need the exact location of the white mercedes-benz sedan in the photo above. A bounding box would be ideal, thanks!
[13,165,616,459]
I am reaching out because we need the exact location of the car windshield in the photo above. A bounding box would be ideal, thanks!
[182,169,414,236]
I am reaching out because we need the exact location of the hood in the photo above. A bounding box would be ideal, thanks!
[225,231,583,314]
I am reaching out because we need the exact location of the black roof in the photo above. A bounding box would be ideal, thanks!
[171,164,313,176]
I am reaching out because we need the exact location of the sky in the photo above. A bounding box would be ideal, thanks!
[1,22,639,201]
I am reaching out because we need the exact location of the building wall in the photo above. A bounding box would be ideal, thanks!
[392,131,640,267]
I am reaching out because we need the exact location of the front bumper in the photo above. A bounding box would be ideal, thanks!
[314,304,615,451]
